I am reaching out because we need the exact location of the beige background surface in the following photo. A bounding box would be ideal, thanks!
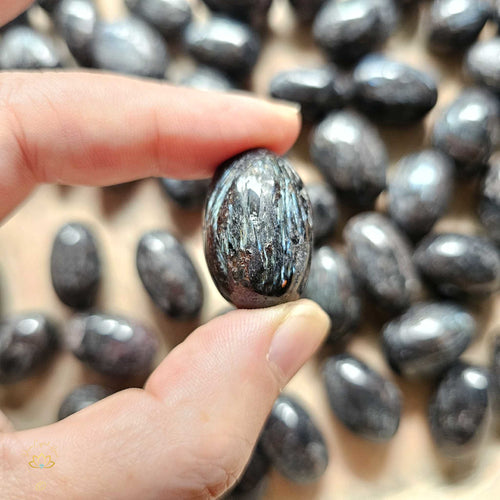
[0,0,499,498]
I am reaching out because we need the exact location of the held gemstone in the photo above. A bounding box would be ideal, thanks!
[179,66,234,91]
[306,183,338,244]
[289,0,327,23]
[260,395,329,483]
[323,354,402,441]
[201,0,272,28]
[136,230,204,319]
[465,37,500,95]
[203,149,313,309]
[159,178,211,210]
[58,384,112,420]
[414,233,500,297]
[382,302,476,379]
[0,313,58,384]
[50,222,101,310]
[310,110,388,207]
[479,159,500,245]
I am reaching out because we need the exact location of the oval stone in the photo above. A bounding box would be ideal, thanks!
[0,313,59,384]
[260,395,329,483]
[136,230,204,319]
[382,302,476,379]
[323,354,401,441]
[388,149,454,239]
[344,212,422,312]
[465,37,500,95]
[491,334,500,411]
[414,233,500,296]
[58,384,112,420]
[310,110,388,207]
[289,0,327,23]
[179,66,234,91]
[303,247,361,341]
[50,222,101,310]
[203,149,312,309]
[201,0,272,28]
[306,183,338,245]
[159,178,211,210]
[479,159,500,245]
[353,55,438,125]
[66,313,158,377]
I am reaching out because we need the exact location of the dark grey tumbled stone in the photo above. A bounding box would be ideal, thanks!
[260,395,329,484]
[0,27,62,69]
[388,149,454,239]
[66,313,158,377]
[479,159,500,245]
[427,0,491,54]
[344,212,422,312]
[91,17,169,78]
[0,313,58,384]
[414,233,500,297]
[179,66,234,91]
[159,178,211,210]
[303,247,361,341]
[465,37,500,95]
[201,0,272,28]
[125,0,192,39]
[137,230,204,319]
[431,88,499,176]
[353,55,438,125]
[382,302,476,379]
[306,183,338,244]
[491,334,500,411]
[429,362,490,456]
[289,0,327,22]
[185,16,260,79]
[38,0,60,12]
[204,149,312,309]
[310,110,388,207]
[57,384,112,420]
[323,354,401,441]
[50,222,101,310]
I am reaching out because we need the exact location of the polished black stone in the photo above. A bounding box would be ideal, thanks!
[429,362,490,456]
[201,0,272,28]
[185,16,260,79]
[58,384,112,420]
[289,0,327,23]
[427,0,491,53]
[66,313,158,377]
[479,159,500,245]
[50,222,101,310]
[310,110,388,207]
[323,354,401,441]
[136,230,204,319]
[0,27,62,69]
[431,88,499,176]
[91,17,169,78]
[269,66,351,121]
[344,212,422,312]
[313,0,398,63]
[260,395,329,483]
[125,0,192,39]
[0,313,58,384]
[179,66,234,91]
[414,233,500,297]
[491,334,500,411]
[353,55,438,125]
[388,149,454,239]
[382,302,476,379]
[306,183,338,244]
[303,246,361,341]
[465,37,500,94]
[38,0,60,12]
[204,149,312,309]
[159,178,211,210]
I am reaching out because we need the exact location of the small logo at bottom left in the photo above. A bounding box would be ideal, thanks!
[24,440,57,469]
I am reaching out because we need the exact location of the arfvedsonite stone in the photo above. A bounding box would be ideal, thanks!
[465,37,500,94]
[479,159,500,245]
[203,149,312,309]
[201,0,272,28]
[58,384,112,420]
[159,178,211,210]
[306,183,338,244]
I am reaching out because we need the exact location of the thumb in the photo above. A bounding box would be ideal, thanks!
[3,299,329,499]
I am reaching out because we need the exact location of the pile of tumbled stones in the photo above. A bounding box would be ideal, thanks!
[0,0,499,497]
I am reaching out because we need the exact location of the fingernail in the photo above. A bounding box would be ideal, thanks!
[267,98,302,117]
[267,299,330,387]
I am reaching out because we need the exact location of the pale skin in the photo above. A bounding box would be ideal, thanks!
[0,2,330,498]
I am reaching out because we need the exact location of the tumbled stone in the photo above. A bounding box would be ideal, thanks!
[343,212,422,312]
[91,17,169,78]
[323,354,401,440]
[353,55,438,125]
[491,334,500,411]
[269,66,351,121]
[159,178,211,210]
[310,110,388,207]
[414,233,500,297]
[388,149,454,239]
[479,159,500,245]
[125,0,192,39]
[38,0,60,12]
[303,247,361,341]
[201,0,272,28]
[306,183,338,244]
[137,230,204,319]
[185,16,260,79]
[427,0,491,53]
[203,149,312,309]
[66,313,158,377]
[289,0,327,23]
[429,362,490,456]
[50,222,101,310]
[260,395,329,483]
[0,313,58,384]
[431,88,499,176]
[58,384,112,420]
[0,27,62,69]
[382,302,476,379]
[179,66,234,91]
[465,37,500,95]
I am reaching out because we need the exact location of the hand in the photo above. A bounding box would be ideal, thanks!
[0,3,330,498]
